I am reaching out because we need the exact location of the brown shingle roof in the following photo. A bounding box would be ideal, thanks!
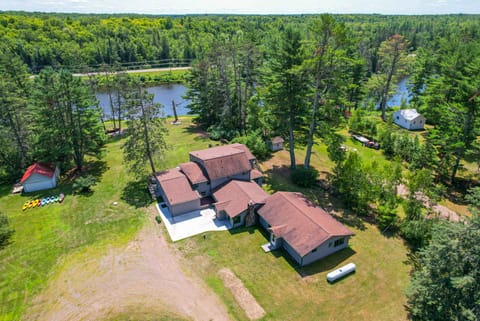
[271,136,284,144]
[250,169,263,180]
[155,168,200,206]
[213,180,269,218]
[230,143,255,160]
[190,144,252,181]
[258,192,354,257]
[179,162,208,184]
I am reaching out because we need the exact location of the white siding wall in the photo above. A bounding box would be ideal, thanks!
[170,199,201,216]
[301,236,351,266]
[23,173,57,193]
[393,111,425,131]
[271,142,283,152]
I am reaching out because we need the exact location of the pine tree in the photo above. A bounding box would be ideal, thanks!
[122,81,167,178]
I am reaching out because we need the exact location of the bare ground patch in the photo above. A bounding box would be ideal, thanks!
[218,268,265,320]
[22,209,231,321]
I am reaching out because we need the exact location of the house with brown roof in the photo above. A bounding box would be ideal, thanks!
[155,144,354,266]
[156,144,263,216]
[155,168,201,216]
[258,192,354,266]
[213,180,269,227]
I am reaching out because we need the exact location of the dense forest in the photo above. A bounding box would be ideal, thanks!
[0,13,478,73]
[0,12,480,320]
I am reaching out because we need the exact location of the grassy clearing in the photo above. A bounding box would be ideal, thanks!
[0,140,143,319]
[84,69,189,88]
[0,116,212,321]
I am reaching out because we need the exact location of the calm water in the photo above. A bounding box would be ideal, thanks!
[97,80,410,117]
[387,78,411,107]
[96,84,190,118]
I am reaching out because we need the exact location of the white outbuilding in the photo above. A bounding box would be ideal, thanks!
[393,109,426,130]
[20,163,60,193]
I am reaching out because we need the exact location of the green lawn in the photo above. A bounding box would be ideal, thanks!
[177,224,409,321]
[0,116,208,321]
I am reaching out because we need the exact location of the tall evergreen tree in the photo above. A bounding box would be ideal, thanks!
[262,25,307,169]
[406,217,480,321]
[32,68,105,171]
[303,14,350,169]
[418,38,480,183]
[0,51,31,176]
[122,81,167,177]
[376,34,408,121]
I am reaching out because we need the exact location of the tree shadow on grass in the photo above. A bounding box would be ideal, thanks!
[82,159,109,182]
[121,180,154,208]
[228,225,259,236]
[183,123,212,142]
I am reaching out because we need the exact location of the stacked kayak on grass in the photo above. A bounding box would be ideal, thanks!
[22,193,65,210]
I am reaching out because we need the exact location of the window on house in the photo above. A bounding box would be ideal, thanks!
[413,121,416,124]
[328,242,332,247]
[201,191,206,196]
[396,116,399,120]
[334,238,345,247]
[311,248,317,253]
[233,216,241,224]
[207,182,210,185]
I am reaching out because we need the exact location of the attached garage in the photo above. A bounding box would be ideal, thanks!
[155,168,201,217]
[21,163,60,193]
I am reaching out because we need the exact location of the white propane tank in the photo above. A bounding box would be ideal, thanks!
[327,263,356,282]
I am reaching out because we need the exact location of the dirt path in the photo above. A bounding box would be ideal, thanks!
[23,209,231,321]
[218,269,265,320]
[397,184,461,222]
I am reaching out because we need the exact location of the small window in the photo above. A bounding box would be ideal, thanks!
[396,116,399,120]
[233,216,241,224]
[311,248,317,253]
[334,238,345,247]
[328,242,332,247]
[206,181,210,185]
[201,191,206,196]
[413,121,416,124]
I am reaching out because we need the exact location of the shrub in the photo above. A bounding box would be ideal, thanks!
[291,167,318,188]
[0,213,13,247]
[232,130,270,161]
[73,175,97,194]
[155,215,162,224]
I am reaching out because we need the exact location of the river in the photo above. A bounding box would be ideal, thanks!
[97,79,410,118]
[386,77,411,107]
[96,84,190,118]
